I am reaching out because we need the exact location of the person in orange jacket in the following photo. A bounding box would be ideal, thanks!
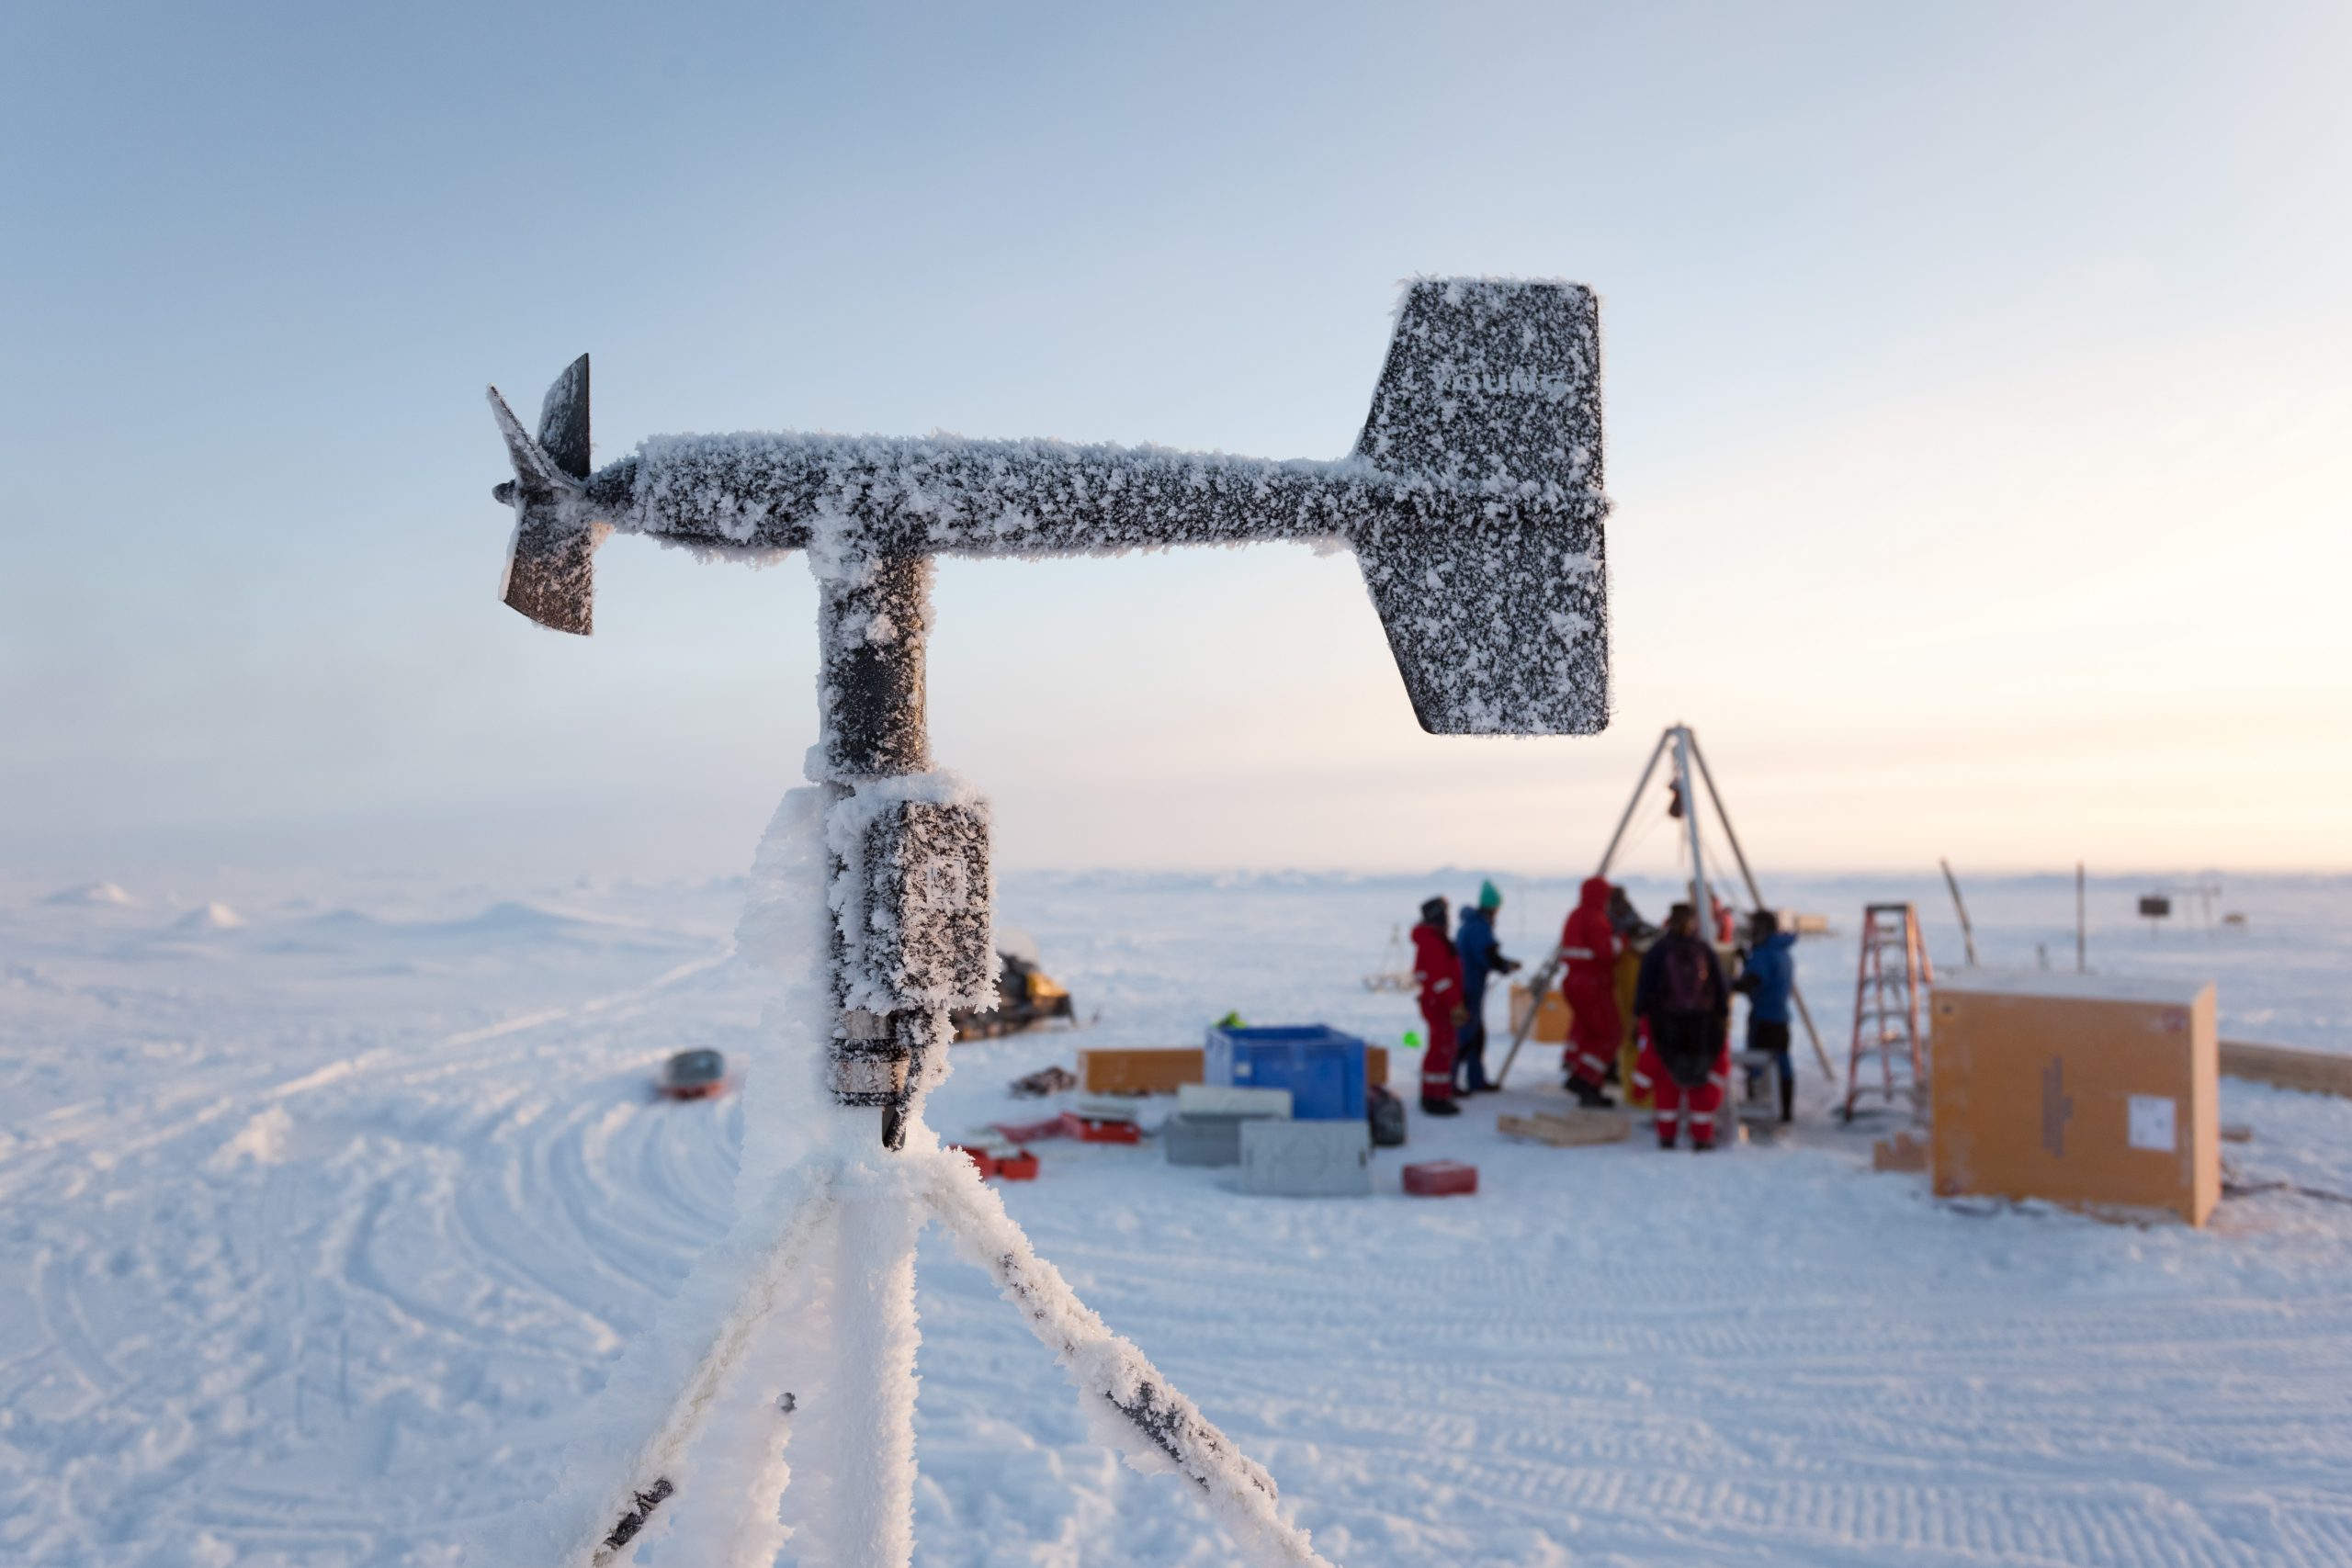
[1409,896,1464,1117]
[1558,875,1622,1108]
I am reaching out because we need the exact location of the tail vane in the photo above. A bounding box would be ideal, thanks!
[1350,280,1609,735]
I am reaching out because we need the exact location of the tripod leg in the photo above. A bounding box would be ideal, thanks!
[793,1172,924,1568]
[921,1153,1333,1568]
[547,1168,839,1568]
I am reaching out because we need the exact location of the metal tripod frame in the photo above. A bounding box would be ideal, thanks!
[1493,723,1832,1089]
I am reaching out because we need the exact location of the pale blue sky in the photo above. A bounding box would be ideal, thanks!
[4,1,2346,879]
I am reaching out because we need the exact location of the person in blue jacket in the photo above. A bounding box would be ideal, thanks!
[1736,909,1798,1122]
[1453,881,1521,1094]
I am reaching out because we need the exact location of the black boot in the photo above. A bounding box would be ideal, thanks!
[1570,1078,1612,1110]
[1419,1097,1462,1117]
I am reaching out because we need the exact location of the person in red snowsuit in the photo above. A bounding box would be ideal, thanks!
[1409,896,1464,1117]
[1558,875,1622,1108]
[1631,903,1731,1150]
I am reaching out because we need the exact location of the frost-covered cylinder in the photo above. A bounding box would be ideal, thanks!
[820,553,933,781]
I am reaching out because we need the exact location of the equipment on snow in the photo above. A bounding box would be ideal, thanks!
[952,941,1077,1041]
[485,278,1609,1568]
[657,1049,727,1100]
[1401,1159,1478,1197]
[1490,722,1833,1094]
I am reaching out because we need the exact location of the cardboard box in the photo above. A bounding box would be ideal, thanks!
[1080,1044,1387,1095]
[1931,971,2217,1226]
[1508,984,1572,1043]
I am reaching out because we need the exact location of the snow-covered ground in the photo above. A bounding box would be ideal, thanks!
[5,864,2350,1566]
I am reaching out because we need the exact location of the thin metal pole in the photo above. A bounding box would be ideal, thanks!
[1939,857,1978,967]
[1686,729,1834,1079]
[1596,728,1672,877]
[2076,862,2087,973]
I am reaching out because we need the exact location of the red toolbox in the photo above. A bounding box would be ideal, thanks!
[1402,1159,1478,1197]
[1077,1118,1141,1145]
[996,1150,1040,1180]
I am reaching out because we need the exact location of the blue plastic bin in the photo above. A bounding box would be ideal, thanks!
[1204,1024,1367,1121]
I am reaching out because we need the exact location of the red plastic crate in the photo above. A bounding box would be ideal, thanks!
[1402,1159,1478,1197]
[948,1144,999,1179]
[1077,1118,1141,1145]
[995,1151,1040,1180]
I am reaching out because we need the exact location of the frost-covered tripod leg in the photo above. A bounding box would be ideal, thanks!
[795,1167,926,1567]
[546,1169,837,1567]
[921,1152,1335,1568]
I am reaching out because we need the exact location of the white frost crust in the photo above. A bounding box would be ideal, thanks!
[822,771,999,1022]
[921,1150,1337,1568]
[527,787,853,1567]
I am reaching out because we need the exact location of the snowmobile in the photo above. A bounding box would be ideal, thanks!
[951,928,1078,1042]
[658,1048,729,1100]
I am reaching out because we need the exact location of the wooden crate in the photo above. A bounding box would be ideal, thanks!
[2219,1040,2352,1099]
[1508,984,1572,1044]
[1497,1110,1631,1147]
[1081,1043,1389,1095]
[1932,972,2217,1226]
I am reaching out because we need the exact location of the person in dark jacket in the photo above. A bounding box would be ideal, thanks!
[1631,903,1731,1149]
[1409,897,1464,1116]
[1736,910,1798,1122]
[1453,880,1520,1095]
[1558,875,1622,1107]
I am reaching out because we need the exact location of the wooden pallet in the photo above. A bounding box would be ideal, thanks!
[1497,1110,1632,1147]
[2220,1041,2352,1100]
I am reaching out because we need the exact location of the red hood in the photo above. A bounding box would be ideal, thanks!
[1577,876,1612,913]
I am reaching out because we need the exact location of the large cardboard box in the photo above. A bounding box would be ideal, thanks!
[1930,971,2217,1226]
[1081,1044,1388,1095]
[1508,984,1572,1043]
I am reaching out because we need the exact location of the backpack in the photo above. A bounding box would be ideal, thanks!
[1660,938,1713,1018]
[1366,1084,1408,1147]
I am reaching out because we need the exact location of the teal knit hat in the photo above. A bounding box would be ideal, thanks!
[1477,879,1502,911]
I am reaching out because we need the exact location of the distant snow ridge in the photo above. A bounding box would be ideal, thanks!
[174,902,246,932]
[43,882,138,907]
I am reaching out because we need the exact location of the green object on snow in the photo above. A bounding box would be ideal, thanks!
[1478,879,1502,911]
[1402,1030,1423,1050]
[1215,1010,1246,1030]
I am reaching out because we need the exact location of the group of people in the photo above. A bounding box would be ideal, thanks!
[1408,878,1799,1150]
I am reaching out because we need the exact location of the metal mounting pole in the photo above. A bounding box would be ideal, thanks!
[813,550,936,1567]
[819,552,936,1151]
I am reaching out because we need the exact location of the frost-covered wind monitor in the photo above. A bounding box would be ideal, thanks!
[486,279,1608,1568]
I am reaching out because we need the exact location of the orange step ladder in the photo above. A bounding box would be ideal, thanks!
[1843,903,1932,1119]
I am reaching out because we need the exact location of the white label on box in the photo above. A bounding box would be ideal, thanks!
[2128,1095,2177,1153]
